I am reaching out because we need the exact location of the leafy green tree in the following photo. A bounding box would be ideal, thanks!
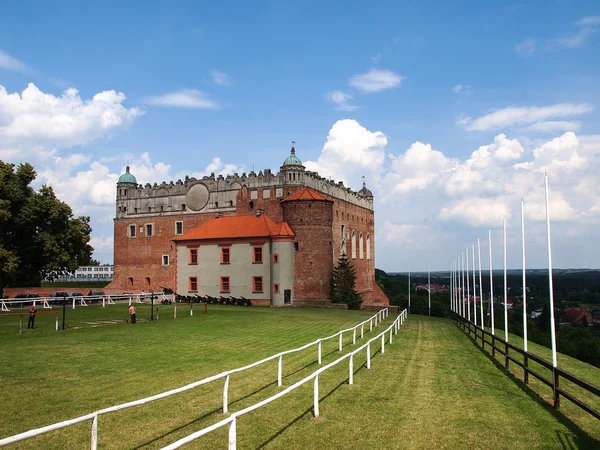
[0,161,93,296]
[331,254,362,310]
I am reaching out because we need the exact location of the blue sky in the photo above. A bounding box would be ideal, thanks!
[1,0,600,271]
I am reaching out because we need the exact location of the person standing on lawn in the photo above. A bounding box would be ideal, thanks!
[28,304,37,329]
[129,305,136,324]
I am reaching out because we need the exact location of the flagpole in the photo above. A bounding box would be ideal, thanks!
[478,238,484,329]
[472,244,477,326]
[521,200,528,353]
[503,217,508,342]
[545,174,557,369]
[489,230,495,335]
[462,252,466,318]
[466,247,471,322]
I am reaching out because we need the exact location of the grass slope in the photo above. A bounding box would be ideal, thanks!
[0,307,598,449]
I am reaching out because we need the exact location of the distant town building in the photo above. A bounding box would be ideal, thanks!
[45,265,114,282]
[415,284,447,293]
[561,308,593,326]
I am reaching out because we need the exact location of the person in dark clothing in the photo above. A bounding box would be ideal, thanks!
[28,304,37,329]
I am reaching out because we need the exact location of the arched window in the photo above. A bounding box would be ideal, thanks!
[366,234,371,260]
[341,239,346,256]
[351,231,356,259]
[359,233,364,259]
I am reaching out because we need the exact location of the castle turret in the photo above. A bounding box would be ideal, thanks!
[116,166,137,218]
[280,143,305,186]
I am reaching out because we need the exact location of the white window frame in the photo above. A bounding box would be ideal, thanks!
[366,234,371,260]
[145,223,154,237]
[359,232,364,259]
[162,255,169,266]
[128,224,136,238]
[351,231,356,259]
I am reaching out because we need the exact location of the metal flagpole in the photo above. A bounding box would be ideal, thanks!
[472,244,477,326]
[450,262,453,312]
[462,252,466,317]
[503,217,508,342]
[522,201,528,353]
[478,238,484,329]
[545,174,558,369]
[489,230,495,335]
[466,247,471,322]
[428,262,431,316]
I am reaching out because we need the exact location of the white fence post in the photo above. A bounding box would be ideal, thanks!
[228,417,237,450]
[277,355,283,387]
[339,332,343,352]
[55,314,58,331]
[318,340,322,365]
[90,413,98,450]
[381,334,385,354]
[72,298,75,309]
[313,375,320,417]
[352,328,356,345]
[367,343,371,369]
[369,319,373,332]
[389,329,393,344]
[361,324,364,339]
[102,297,105,308]
[349,355,354,385]
[128,297,132,306]
[223,374,230,414]
[174,305,177,319]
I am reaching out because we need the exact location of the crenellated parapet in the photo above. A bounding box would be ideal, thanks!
[115,147,373,219]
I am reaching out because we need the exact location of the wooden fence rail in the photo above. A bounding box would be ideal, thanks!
[452,313,600,420]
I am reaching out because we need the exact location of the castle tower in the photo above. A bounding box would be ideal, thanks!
[116,166,137,219]
[281,188,334,305]
[279,143,305,186]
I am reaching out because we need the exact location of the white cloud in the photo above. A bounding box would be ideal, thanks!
[324,90,359,111]
[458,103,593,132]
[520,120,581,133]
[304,119,387,184]
[0,49,34,74]
[210,70,231,86]
[515,38,536,57]
[0,83,143,151]
[90,235,114,252]
[176,156,245,180]
[145,89,218,109]
[348,69,404,93]
[515,16,600,56]
[452,84,472,95]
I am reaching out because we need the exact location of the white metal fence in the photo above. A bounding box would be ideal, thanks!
[0,307,392,448]
[162,309,408,449]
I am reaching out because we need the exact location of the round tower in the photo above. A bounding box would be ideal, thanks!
[280,143,305,186]
[116,166,137,218]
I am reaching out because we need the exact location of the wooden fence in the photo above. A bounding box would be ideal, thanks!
[452,313,600,420]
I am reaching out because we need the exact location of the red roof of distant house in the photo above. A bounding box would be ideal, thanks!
[281,187,333,203]
[173,214,295,241]
[562,308,592,325]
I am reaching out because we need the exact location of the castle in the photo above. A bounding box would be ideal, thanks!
[108,146,389,308]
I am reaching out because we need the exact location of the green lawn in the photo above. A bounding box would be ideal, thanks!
[0,307,598,449]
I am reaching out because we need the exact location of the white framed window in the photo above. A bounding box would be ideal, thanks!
[175,221,183,235]
[366,234,371,260]
[145,223,154,237]
[351,231,356,259]
[162,255,169,266]
[128,224,136,238]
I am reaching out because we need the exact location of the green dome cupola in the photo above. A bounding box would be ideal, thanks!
[118,166,137,184]
[282,144,303,167]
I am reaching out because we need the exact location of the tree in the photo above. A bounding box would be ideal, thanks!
[331,254,362,310]
[0,161,93,296]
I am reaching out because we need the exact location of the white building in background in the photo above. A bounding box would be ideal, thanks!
[46,265,114,281]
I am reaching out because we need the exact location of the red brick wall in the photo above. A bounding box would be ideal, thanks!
[282,200,334,303]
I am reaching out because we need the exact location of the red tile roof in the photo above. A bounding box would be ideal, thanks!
[562,308,592,325]
[173,214,295,241]
[281,187,334,202]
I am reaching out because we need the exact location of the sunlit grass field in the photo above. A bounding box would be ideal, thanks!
[1,305,598,449]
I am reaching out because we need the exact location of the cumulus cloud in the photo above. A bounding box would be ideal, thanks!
[304,119,387,184]
[210,70,231,86]
[348,69,404,93]
[90,235,114,252]
[145,89,218,109]
[175,156,245,180]
[458,103,593,132]
[0,83,143,152]
[324,90,359,111]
